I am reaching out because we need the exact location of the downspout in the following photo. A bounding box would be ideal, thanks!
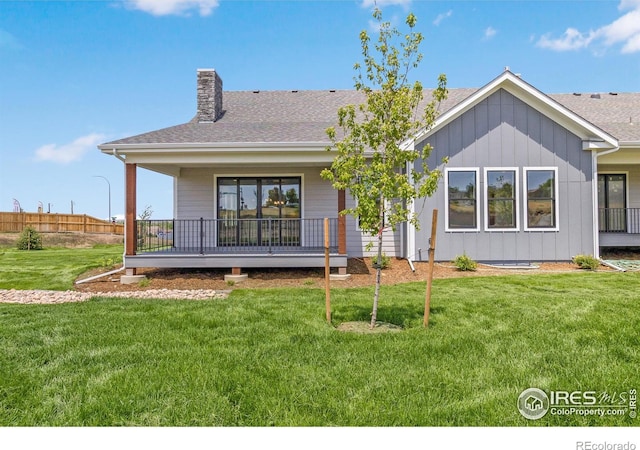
[592,145,621,259]
[111,148,127,268]
[112,148,125,162]
[406,156,416,269]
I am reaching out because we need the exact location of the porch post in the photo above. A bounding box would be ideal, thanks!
[125,164,137,274]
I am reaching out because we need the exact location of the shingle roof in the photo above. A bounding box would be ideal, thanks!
[102,87,640,146]
[549,92,640,142]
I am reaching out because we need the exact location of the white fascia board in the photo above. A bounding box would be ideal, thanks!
[413,71,618,149]
[99,141,329,152]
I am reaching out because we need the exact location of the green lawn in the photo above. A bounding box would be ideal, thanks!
[1,272,638,426]
[0,245,123,290]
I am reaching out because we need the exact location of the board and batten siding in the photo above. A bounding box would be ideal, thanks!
[414,89,595,262]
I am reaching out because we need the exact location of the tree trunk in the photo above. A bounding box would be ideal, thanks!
[370,195,385,329]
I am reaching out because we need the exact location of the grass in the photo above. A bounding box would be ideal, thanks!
[1,272,639,426]
[0,245,123,290]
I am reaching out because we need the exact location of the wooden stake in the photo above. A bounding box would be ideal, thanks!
[324,218,331,324]
[424,209,438,327]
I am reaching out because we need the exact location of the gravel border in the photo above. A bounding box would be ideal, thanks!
[0,289,230,304]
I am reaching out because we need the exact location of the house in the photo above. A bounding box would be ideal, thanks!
[98,68,640,277]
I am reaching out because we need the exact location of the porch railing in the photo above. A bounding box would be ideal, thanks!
[134,218,339,254]
[598,208,640,233]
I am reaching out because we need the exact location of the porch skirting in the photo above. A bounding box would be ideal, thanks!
[125,253,348,269]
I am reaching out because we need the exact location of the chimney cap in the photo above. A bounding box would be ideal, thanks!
[197,68,217,72]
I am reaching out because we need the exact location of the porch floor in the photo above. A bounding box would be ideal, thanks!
[127,246,347,269]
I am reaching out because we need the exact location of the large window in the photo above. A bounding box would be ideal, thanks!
[217,177,301,246]
[485,168,518,230]
[524,168,558,230]
[446,168,479,231]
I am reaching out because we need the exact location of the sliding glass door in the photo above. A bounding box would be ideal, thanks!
[598,174,627,232]
[217,177,301,246]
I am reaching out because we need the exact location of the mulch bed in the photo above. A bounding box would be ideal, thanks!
[75,257,615,293]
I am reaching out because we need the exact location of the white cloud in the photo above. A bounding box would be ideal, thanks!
[537,28,595,51]
[361,0,412,8]
[433,10,452,26]
[484,26,497,40]
[536,0,640,54]
[126,0,219,17]
[34,133,106,165]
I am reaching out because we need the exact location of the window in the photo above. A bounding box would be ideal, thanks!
[524,168,558,230]
[485,168,518,230]
[445,168,479,231]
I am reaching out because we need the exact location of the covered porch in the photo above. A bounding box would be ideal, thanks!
[597,152,640,249]
[121,163,348,272]
[127,217,347,269]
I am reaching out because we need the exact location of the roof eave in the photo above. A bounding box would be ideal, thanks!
[98,141,330,153]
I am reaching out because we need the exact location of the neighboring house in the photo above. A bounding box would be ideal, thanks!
[98,69,640,275]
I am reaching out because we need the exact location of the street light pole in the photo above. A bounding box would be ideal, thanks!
[93,175,111,221]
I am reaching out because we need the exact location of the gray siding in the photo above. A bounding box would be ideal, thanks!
[415,89,595,262]
[175,167,336,220]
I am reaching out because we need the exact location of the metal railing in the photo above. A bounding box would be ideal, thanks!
[135,218,338,254]
[598,208,640,233]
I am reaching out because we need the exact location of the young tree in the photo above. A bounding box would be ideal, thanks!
[321,8,448,328]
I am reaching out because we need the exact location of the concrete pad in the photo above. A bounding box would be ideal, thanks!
[120,275,147,285]
[224,274,248,283]
[330,273,351,281]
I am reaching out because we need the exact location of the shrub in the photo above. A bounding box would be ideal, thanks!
[372,252,391,270]
[16,226,43,251]
[453,254,477,271]
[573,254,600,270]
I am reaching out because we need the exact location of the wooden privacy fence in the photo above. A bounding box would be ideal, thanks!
[0,212,124,235]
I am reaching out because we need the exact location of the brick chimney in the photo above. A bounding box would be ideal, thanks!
[196,69,223,123]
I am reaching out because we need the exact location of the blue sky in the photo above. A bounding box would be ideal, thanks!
[1,0,639,220]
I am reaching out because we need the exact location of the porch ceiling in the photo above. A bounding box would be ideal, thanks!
[598,147,640,165]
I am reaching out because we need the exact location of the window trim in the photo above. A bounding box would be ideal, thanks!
[484,167,519,232]
[445,167,480,232]
[523,167,559,232]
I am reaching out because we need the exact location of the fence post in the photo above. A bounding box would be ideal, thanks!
[424,209,438,328]
[324,218,331,324]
